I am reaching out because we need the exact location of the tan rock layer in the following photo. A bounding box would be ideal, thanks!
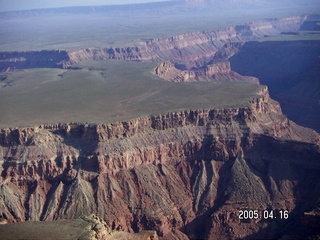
[154,60,259,82]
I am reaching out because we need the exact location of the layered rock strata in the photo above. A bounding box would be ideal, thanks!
[0,16,306,72]
[0,87,319,239]
[154,60,259,82]
[147,16,304,70]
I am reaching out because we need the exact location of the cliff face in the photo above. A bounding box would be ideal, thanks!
[0,47,156,72]
[0,15,306,72]
[144,15,305,70]
[0,88,319,239]
[64,47,158,68]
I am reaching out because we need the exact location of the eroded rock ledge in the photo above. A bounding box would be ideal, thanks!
[154,60,259,82]
[0,87,319,239]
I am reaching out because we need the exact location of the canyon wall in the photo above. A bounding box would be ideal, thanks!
[0,15,306,72]
[230,39,320,132]
[0,88,319,239]
[145,15,304,70]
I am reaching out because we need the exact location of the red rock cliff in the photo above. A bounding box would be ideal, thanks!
[0,88,319,239]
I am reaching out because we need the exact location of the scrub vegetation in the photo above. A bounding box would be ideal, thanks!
[0,60,261,128]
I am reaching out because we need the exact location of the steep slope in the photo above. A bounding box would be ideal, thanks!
[146,15,304,70]
[0,88,319,239]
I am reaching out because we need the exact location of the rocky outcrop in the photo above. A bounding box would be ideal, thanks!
[154,61,196,82]
[154,60,259,82]
[0,88,319,239]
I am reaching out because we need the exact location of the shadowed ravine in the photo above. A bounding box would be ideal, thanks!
[231,40,320,132]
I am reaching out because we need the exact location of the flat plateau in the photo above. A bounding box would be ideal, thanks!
[0,60,262,128]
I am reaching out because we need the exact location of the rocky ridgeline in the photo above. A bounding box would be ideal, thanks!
[0,87,319,239]
[0,15,306,73]
[154,60,259,82]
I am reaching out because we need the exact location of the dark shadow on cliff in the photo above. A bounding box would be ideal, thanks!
[230,39,320,132]
[51,125,100,173]
[180,133,320,239]
[239,186,320,240]
[237,135,320,239]
[0,51,69,72]
[180,156,236,240]
[36,126,101,221]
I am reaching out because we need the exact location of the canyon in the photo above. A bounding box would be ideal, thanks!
[0,87,320,239]
[0,2,320,239]
[1,15,319,131]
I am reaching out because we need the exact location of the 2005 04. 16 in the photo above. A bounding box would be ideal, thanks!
[238,210,289,220]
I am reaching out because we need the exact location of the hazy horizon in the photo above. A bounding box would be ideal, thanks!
[0,0,170,12]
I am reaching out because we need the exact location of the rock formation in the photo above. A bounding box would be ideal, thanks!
[0,87,319,239]
[154,60,259,82]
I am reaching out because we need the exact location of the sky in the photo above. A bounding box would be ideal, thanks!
[0,0,169,12]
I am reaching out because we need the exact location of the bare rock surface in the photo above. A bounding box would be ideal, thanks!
[154,60,259,82]
[0,88,319,239]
